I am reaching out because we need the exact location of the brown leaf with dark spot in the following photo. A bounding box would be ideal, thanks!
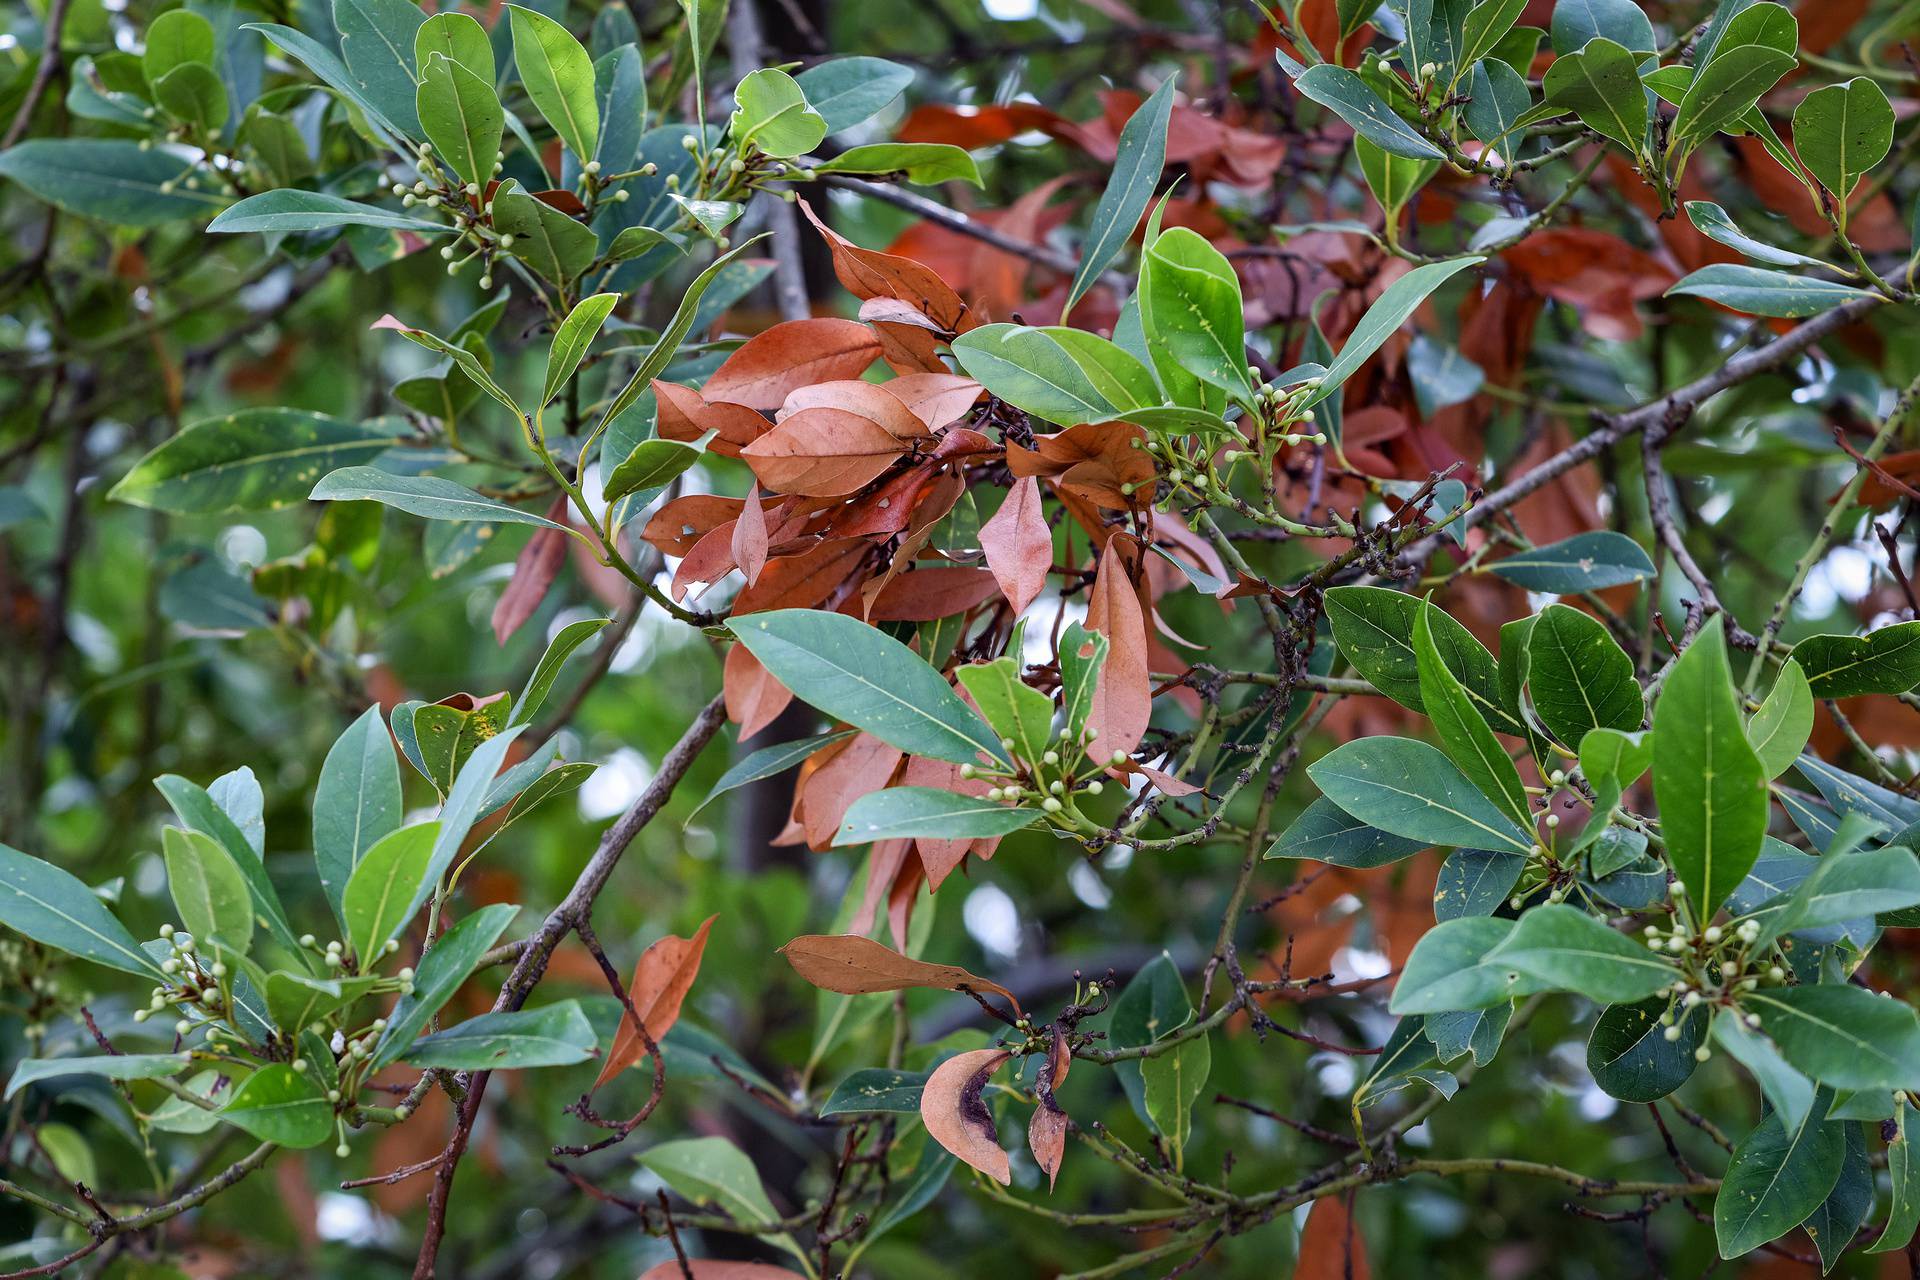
[702,318,882,410]
[593,915,716,1088]
[979,476,1051,615]
[797,198,972,334]
[741,407,908,497]
[489,497,569,644]
[778,934,1020,1015]
[1083,537,1151,766]
[1028,1024,1072,1191]
[921,1047,1013,1184]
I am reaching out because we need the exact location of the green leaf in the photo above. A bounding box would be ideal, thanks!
[1526,603,1644,746]
[6,1053,192,1101]
[221,1064,333,1147]
[415,11,493,80]
[1292,64,1443,159]
[1684,200,1832,269]
[1390,916,1537,1013]
[245,22,407,144]
[1065,75,1175,318]
[1673,44,1796,146]
[1415,600,1530,828]
[313,706,403,929]
[1791,622,1920,698]
[1357,135,1438,227]
[728,610,1009,767]
[1867,1101,1920,1253]
[1482,904,1676,1003]
[110,409,406,515]
[1803,1115,1873,1273]
[543,293,619,407]
[604,437,704,505]
[730,67,826,158]
[1793,77,1895,204]
[1463,58,1532,164]
[820,1068,928,1115]
[1265,797,1430,866]
[0,843,166,979]
[1716,1013,1817,1131]
[264,972,354,1035]
[1754,845,1920,947]
[404,999,597,1068]
[1425,1003,1511,1067]
[1668,265,1879,318]
[1307,736,1534,855]
[1715,1090,1845,1259]
[1653,615,1767,915]
[1749,659,1813,778]
[371,903,519,1070]
[508,4,598,161]
[1306,255,1482,408]
[1587,999,1706,1102]
[691,731,855,819]
[1487,530,1656,593]
[154,776,301,960]
[1139,226,1253,400]
[1541,37,1646,152]
[1108,952,1195,1129]
[1434,848,1524,920]
[311,468,573,531]
[957,658,1055,765]
[153,63,229,134]
[1459,0,1528,69]
[1324,586,1517,733]
[1550,0,1654,54]
[640,1136,783,1226]
[492,183,600,284]
[417,51,504,192]
[511,616,612,728]
[0,140,229,225]
[162,827,253,958]
[1143,1026,1210,1157]
[949,323,1157,427]
[795,56,913,133]
[208,190,448,236]
[333,0,427,138]
[144,9,216,83]
[816,146,984,188]
[1744,984,1920,1092]
[341,823,439,964]
[833,788,1039,846]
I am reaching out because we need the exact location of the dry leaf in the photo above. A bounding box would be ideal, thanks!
[1295,1194,1371,1280]
[1083,538,1151,766]
[1028,1024,1072,1191]
[779,379,930,440]
[653,379,770,457]
[777,933,1020,1015]
[979,476,1051,614]
[702,318,882,410]
[741,406,908,497]
[921,1047,1012,1184]
[490,497,570,645]
[593,915,717,1088]
[723,643,792,741]
[732,487,768,587]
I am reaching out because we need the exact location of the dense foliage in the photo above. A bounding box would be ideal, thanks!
[4,0,1920,1275]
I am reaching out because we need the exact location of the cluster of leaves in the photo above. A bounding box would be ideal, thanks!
[5,0,1920,1276]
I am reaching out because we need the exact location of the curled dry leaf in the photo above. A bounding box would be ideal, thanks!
[1028,1024,1072,1191]
[979,476,1051,615]
[593,914,717,1088]
[701,318,883,410]
[921,1047,1012,1185]
[740,406,908,497]
[777,933,1021,1016]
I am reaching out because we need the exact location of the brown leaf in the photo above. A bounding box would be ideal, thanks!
[1028,1025,1072,1191]
[593,915,717,1088]
[797,198,973,335]
[741,407,908,497]
[1008,421,1153,510]
[732,487,768,586]
[778,933,1020,1015]
[702,318,882,410]
[884,372,985,430]
[489,497,569,644]
[780,379,930,440]
[724,643,792,742]
[867,566,1003,623]
[797,734,904,848]
[979,476,1052,614]
[733,538,873,616]
[1295,1194,1371,1280]
[653,380,769,458]
[643,494,743,557]
[1083,538,1152,766]
[920,1047,1012,1184]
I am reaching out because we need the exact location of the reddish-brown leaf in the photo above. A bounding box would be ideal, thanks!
[741,406,908,497]
[1028,1025,1072,1191]
[1083,539,1151,766]
[490,497,569,644]
[723,642,792,741]
[643,494,743,557]
[921,1048,1013,1184]
[797,733,904,848]
[1295,1195,1371,1280]
[780,379,930,440]
[885,372,984,430]
[592,915,716,1088]
[979,476,1051,614]
[896,103,1059,150]
[797,198,973,334]
[1008,421,1153,509]
[732,487,768,586]
[653,380,769,457]
[867,566,1002,623]
[732,538,873,616]
[778,934,1020,1014]
[702,318,882,410]
[899,755,993,889]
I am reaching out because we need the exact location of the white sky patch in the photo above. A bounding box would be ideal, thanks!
[983,0,1040,20]
[963,883,1021,960]
[1067,860,1112,909]
[578,747,653,820]
[1799,545,1876,616]
[1332,945,1392,984]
